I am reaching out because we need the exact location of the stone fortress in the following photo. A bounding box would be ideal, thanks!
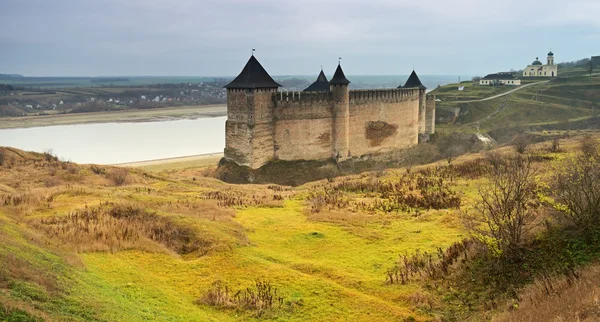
[223,55,436,169]
[523,51,558,77]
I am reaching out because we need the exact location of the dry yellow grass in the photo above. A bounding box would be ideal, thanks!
[493,264,600,322]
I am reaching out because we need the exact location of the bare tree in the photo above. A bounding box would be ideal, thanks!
[512,134,531,154]
[438,132,466,164]
[552,139,600,233]
[108,168,129,186]
[467,154,540,259]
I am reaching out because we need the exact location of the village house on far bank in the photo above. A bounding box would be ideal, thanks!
[479,72,521,86]
[223,54,436,169]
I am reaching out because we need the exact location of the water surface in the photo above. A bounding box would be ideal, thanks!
[0,117,226,164]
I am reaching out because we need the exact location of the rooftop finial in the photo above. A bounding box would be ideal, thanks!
[338,57,341,65]
[252,48,255,56]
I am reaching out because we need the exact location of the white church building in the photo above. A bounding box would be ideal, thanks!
[523,51,558,77]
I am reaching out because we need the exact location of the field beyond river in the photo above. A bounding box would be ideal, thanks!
[0,104,227,129]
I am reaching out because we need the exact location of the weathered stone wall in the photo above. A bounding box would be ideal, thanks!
[224,88,423,169]
[273,92,333,161]
[224,88,276,168]
[224,89,252,166]
[425,95,436,134]
[417,89,427,134]
[332,84,350,158]
[347,88,420,156]
[248,88,277,168]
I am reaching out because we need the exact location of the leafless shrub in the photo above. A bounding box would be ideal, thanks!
[466,154,541,259]
[552,145,600,234]
[580,135,598,157]
[90,164,106,175]
[200,190,285,208]
[443,145,466,164]
[43,177,62,188]
[386,239,473,284]
[62,162,78,174]
[437,132,468,164]
[108,168,129,186]
[33,202,213,254]
[307,166,462,214]
[550,137,561,153]
[493,265,600,322]
[43,149,57,162]
[198,279,285,315]
[512,134,531,154]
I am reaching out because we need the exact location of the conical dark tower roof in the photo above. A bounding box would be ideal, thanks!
[303,69,330,92]
[401,70,426,89]
[225,55,281,89]
[329,64,350,85]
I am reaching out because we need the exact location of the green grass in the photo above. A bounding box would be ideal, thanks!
[437,75,600,135]
[431,81,514,101]
[0,148,471,321]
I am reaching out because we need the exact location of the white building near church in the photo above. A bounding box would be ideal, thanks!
[523,51,558,77]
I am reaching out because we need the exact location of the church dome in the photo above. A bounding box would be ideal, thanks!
[548,51,554,56]
[532,57,543,65]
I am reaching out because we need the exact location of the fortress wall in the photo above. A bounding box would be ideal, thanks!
[273,118,333,161]
[274,91,333,120]
[224,89,252,166]
[224,88,277,168]
[425,95,436,134]
[248,89,277,168]
[347,89,420,156]
[273,92,334,161]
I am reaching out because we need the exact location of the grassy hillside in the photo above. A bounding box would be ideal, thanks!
[0,146,466,321]
[2,133,600,321]
[433,74,600,137]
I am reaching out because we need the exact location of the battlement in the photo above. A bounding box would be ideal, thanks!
[273,87,419,106]
[274,91,332,103]
[224,54,435,169]
[349,88,418,103]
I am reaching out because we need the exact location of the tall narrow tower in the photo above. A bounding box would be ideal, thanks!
[224,55,281,169]
[547,50,554,65]
[402,70,428,136]
[329,63,351,159]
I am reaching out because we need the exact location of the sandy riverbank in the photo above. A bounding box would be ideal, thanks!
[114,152,224,171]
[0,104,226,129]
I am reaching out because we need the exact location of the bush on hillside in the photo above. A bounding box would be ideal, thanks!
[552,138,600,234]
[108,168,129,186]
[512,134,531,154]
[466,154,541,259]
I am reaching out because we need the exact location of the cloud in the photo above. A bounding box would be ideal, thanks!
[0,0,598,76]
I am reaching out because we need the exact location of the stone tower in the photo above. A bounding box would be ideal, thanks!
[224,55,280,168]
[329,63,351,159]
[547,50,554,65]
[402,70,427,135]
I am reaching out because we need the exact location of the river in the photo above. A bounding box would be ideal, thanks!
[0,117,226,164]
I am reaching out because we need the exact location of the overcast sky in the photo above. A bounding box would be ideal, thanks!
[1,0,598,77]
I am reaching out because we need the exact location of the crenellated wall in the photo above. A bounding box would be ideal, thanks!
[273,91,334,161]
[224,86,433,169]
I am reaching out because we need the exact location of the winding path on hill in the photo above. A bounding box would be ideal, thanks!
[453,80,547,103]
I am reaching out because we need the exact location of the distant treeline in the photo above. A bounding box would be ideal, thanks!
[0,74,24,80]
[90,77,130,83]
[558,57,591,69]
[0,84,14,91]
